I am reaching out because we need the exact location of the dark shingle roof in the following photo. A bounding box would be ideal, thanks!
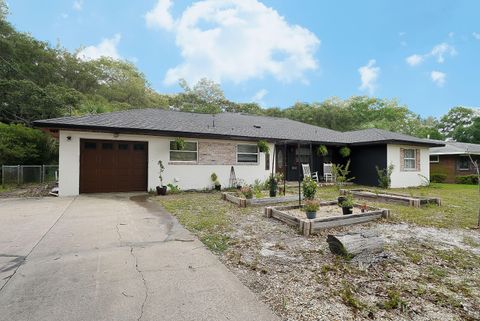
[342,128,443,146]
[430,141,480,155]
[34,108,443,146]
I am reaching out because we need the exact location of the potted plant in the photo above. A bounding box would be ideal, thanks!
[211,172,221,191]
[268,174,278,197]
[339,146,351,158]
[302,176,317,200]
[156,160,167,195]
[303,199,320,219]
[257,140,270,154]
[241,186,253,199]
[317,145,328,157]
[338,194,354,215]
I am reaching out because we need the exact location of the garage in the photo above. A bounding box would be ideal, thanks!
[80,139,148,193]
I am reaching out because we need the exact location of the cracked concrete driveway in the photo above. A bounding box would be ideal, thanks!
[0,194,279,321]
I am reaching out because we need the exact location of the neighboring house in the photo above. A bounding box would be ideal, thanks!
[429,140,480,183]
[34,109,443,196]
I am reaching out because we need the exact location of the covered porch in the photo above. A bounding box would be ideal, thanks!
[273,141,345,182]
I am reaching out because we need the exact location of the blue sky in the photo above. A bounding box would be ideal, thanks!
[6,0,480,117]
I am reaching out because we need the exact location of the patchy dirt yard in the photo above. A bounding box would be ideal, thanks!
[157,186,480,321]
[0,183,56,198]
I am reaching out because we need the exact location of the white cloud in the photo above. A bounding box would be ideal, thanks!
[61,13,69,19]
[145,0,320,85]
[358,59,380,95]
[77,34,122,61]
[473,32,480,40]
[73,0,83,11]
[252,89,268,101]
[430,42,457,63]
[145,0,174,31]
[430,71,446,87]
[406,54,423,66]
[405,42,456,66]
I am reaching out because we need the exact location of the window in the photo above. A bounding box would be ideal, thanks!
[84,142,96,149]
[118,143,129,150]
[429,155,439,163]
[170,141,197,162]
[403,149,417,170]
[133,144,145,151]
[297,145,311,164]
[102,143,113,150]
[237,144,258,163]
[458,157,469,170]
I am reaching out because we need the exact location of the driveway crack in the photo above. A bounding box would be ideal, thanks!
[130,247,148,321]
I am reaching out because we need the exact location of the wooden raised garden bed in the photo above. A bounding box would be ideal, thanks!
[222,192,303,208]
[339,189,441,207]
[265,201,390,237]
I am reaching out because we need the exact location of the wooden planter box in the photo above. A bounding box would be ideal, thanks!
[222,192,303,208]
[339,189,441,208]
[265,201,390,237]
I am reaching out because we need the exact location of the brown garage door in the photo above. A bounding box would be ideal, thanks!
[80,139,148,193]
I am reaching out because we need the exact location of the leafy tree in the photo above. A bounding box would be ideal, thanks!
[452,117,480,144]
[437,106,476,137]
[0,122,58,165]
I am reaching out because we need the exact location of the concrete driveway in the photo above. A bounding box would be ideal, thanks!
[0,194,279,321]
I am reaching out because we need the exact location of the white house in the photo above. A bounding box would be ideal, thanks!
[34,109,443,196]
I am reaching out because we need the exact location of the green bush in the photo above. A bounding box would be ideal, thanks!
[455,175,478,185]
[302,176,317,200]
[430,173,447,183]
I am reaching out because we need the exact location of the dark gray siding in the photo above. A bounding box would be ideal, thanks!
[349,145,387,186]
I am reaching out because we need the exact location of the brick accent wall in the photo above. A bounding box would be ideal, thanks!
[198,141,237,165]
[430,154,480,183]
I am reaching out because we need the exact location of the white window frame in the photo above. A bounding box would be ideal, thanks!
[169,140,198,162]
[403,149,417,171]
[236,144,259,164]
[429,155,439,163]
[457,156,470,171]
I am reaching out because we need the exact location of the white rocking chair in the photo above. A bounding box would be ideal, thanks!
[301,164,319,182]
[323,163,334,182]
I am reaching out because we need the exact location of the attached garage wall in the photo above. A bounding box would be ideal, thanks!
[58,130,274,196]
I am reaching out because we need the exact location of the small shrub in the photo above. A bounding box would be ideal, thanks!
[339,146,351,158]
[241,186,253,199]
[303,199,319,212]
[376,164,394,188]
[455,174,478,185]
[332,160,355,187]
[340,283,365,310]
[167,183,181,194]
[268,174,278,196]
[302,176,317,200]
[430,172,447,183]
[378,290,408,311]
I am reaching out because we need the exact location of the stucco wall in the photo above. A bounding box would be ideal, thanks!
[387,144,430,188]
[58,130,274,196]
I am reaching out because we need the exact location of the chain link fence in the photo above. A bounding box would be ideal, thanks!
[1,165,59,185]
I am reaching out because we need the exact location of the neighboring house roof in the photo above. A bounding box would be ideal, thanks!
[34,108,443,147]
[430,141,480,155]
